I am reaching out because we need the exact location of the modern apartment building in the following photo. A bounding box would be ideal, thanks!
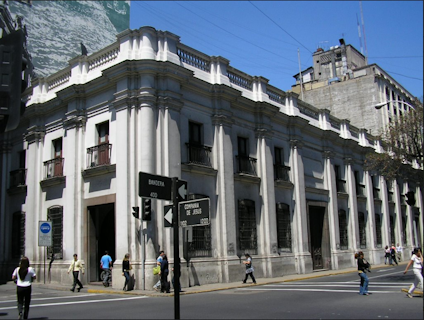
[0,27,422,288]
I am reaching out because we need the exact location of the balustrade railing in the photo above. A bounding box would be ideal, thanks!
[186,143,212,167]
[44,158,64,179]
[274,164,290,181]
[177,45,211,72]
[9,169,27,188]
[227,68,253,90]
[236,155,257,175]
[86,143,112,168]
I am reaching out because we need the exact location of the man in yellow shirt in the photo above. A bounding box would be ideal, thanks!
[68,253,84,292]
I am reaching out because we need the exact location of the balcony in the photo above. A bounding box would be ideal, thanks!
[185,143,212,167]
[274,164,290,182]
[336,179,347,193]
[83,143,115,178]
[236,155,257,175]
[87,143,112,168]
[40,158,66,188]
[8,169,27,194]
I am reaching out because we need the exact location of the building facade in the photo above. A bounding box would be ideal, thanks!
[290,41,418,136]
[0,27,422,288]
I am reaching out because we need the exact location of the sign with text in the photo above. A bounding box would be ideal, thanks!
[179,198,210,227]
[38,221,52,247]
[139,172,172,200]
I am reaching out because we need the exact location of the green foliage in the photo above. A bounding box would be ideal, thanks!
[365,104,423,183]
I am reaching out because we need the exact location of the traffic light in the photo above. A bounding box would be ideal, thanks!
[131,207,140,219]
[0,29,28,133]
[406,191,415,206]
[142,198,152,221]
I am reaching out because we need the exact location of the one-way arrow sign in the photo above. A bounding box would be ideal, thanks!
[164,205,173,228]
[175,179,188,202]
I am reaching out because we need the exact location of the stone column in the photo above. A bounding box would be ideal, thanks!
[364,171,377,261]
[289,139,310,274]
[255,128,278,276]
[323,151,338,269]
[392,180,404,247]
[212,113,237,283]
[380,178,391,247]
[0,142,11,261]
[345,157,359,251]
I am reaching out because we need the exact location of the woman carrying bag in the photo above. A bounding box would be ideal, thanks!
[12,257,36,319]
[122,253,132,291]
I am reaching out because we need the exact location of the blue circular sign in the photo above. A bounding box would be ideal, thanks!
[40,222,51,234]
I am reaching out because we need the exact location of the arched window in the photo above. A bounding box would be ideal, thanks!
[238,199,257,255]
[358,212,367,249]
[338,209,348,250]
[276,203,291,252]
[12,211,25,258]
[47,206,63,259]
[375,214,382,248]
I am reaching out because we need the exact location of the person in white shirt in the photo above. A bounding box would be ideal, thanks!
[12,257,36,319]
[68,253,85,292]
[153,251,165,291]
[396,243,403,262]
[404,247,423,298]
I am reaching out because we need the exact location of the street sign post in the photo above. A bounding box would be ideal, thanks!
[38,221,52,247]
[138,172,173,200]
[179,198,210,227]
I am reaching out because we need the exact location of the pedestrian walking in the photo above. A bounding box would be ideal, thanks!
[122,253,132,291]
[403,247,423,298]
[390,243,398,266]
[153,251,164,291]
[384,246,391,265]
[396,243,403,262]
[67,253,84,292]
[160,254,170,293]
[12,256,36,319]
[242,253,256,284]
[100,250,113,287]
[356,251,371,295]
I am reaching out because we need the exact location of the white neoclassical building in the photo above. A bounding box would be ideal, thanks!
[0,26,422,289]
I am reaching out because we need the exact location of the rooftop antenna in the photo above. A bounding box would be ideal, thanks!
[359,1,368,64]
[356,13,363,55]
[318,40,329,51]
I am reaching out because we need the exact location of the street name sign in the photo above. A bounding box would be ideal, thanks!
[38,221,52,247]
[179,198,210,227]
[139,172,172,200]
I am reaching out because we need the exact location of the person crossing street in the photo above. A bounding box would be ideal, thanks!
[68,254,84,292]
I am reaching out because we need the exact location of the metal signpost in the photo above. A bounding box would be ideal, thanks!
[38,221,52,284]
[138,172,188,319]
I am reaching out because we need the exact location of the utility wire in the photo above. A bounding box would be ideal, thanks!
[385,70,423,81]
[248,1,313,54]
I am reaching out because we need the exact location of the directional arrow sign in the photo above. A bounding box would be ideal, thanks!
[175,179,188,202]
[164,205,173,228]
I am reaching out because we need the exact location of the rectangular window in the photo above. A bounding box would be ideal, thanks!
[12,212,25,258]
[358,212,367,249]
[238,199,257,255]
[53,138,63,177]
[390,215,396,245]
[276,203,291,252]
[402,216,407,245]
[186,122,212,166]
[375,213,382,248]
[47,206,63,259]
[339,210,348,250]
[97,122,109,144]
[274,147,290,181]
[189,122,202,145]
[236,137,256,175]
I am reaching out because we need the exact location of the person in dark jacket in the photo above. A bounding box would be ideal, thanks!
[122,253,131,291]
[356,251,371,295]
[160,254,170,293]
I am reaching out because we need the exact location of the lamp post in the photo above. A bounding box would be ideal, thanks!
[374,100,416,110]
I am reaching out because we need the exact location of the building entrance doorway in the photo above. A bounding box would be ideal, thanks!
[88,203,115,282]
[308,205,331,270]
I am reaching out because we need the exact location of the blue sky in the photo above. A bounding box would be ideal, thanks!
[130,1,423,99]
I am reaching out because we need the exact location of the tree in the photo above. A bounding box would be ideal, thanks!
[365,102,423,183]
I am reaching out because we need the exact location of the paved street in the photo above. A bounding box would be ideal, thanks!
[0,263,422,319]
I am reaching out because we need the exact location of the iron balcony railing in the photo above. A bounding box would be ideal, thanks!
[185,143,212,167]
[236,155,257,175]
[87,143,112,168]
[44,157,64,179]
[9,169,27,188]
[274,164,290,181]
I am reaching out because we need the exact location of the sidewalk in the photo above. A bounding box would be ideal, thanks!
[15,261,417,297]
